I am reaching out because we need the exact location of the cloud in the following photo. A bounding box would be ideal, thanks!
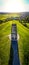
[24,4,29,11]
[0,0,29,12]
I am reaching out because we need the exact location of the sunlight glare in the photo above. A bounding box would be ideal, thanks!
[4,0,25,12]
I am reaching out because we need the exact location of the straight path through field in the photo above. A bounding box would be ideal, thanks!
[9,24,20,65]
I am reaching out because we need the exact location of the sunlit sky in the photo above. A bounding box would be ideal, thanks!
[0,0,29,12]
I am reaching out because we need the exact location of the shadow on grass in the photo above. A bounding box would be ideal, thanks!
[8,44,13,65]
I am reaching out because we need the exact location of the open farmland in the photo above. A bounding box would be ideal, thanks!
[0,13,29,65]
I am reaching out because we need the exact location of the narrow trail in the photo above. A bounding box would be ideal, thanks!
[8,24,20,65]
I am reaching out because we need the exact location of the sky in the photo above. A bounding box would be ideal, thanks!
[23,0,29,4]
[0,0,29,12]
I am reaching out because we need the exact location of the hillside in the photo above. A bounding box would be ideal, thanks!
[0,20,29,65]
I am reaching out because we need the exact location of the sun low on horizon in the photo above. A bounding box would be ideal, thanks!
[0,0,29,12]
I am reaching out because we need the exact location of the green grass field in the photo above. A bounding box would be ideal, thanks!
[0,16,29,65]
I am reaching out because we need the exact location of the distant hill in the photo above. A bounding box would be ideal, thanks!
[19,12,29,19]
[0,12,29,17]
[0,12,29,23]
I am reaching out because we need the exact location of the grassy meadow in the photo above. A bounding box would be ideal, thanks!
[0,14,29,65]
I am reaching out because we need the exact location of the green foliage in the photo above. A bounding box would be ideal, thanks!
[0,14,29,65]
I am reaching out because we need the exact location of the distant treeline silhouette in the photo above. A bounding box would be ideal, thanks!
[0,16,29,24]
[0,17,29,28]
